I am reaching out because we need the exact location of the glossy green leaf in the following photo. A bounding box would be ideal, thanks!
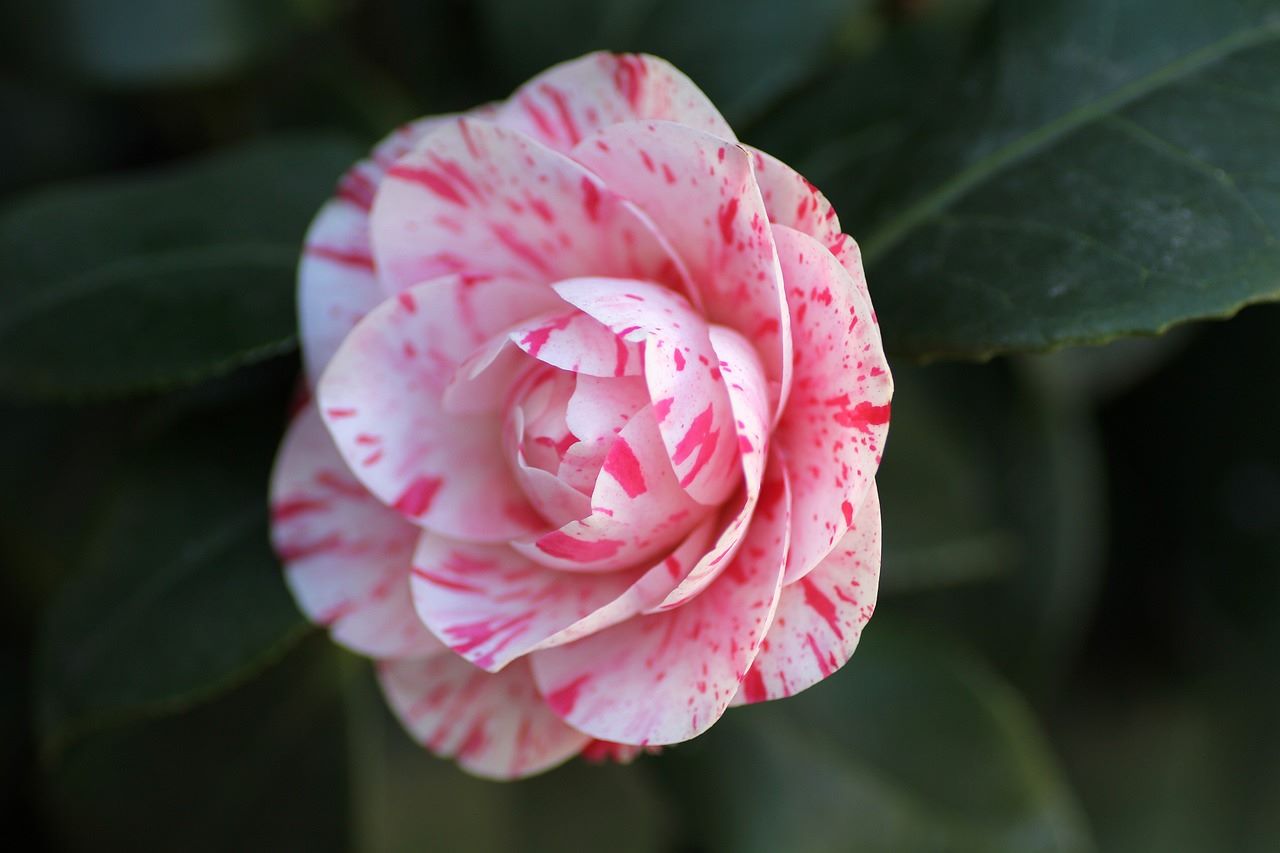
[857,0,1280,359]
[658,623,1093,853]
[42,636,349,853]
[35,362,306,754]
[0,134,361,400]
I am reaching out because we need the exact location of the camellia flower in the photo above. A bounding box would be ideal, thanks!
[270,52,891,779]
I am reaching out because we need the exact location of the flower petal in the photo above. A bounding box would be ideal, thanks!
[648,324,772,610]
[748,147,842,253]
[377,656,589,780]
[513,401,707,572]
[269,404,444,659]
[299,114,475,386]
[559,374,650,494]
[508,308,643,377]
[317,275,562,541]
[529,457,790,746]
[772,224,891,584]
[370,118,688,297]
[733,485,881,705]
[553,278,740,506]
[571,121,792,415]
[496,52,735,154]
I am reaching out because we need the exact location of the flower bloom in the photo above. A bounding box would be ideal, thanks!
[270,52,891,779]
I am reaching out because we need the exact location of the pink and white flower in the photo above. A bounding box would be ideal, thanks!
[269,52,891,780]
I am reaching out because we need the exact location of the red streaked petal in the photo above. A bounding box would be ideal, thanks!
[377,656,589,780]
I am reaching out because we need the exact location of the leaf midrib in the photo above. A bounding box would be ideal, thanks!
[861,19,1280,265]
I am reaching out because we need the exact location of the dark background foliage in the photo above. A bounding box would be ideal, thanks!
[2,1,1278,850]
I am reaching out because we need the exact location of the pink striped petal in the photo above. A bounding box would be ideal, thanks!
[648,324,772,611]
[553,278,739,506]
[513,402,708,572]
[506,403,592,527]
[496,52,735,154]
[377,656,589,780]
[369,118,688,297]
[748,147,842,252]
[299,114,476,386]
[508,308,643,377]
[560,375,650,494]
[317,275,561,541]
[773,224,891,584]
[409,522,723,672]
[269,404,444,659]
[734,485,881,705]
[571,122,791,414]
[529,456,791,745]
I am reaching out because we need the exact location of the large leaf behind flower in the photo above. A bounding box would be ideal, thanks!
[821,0,1280,359]
[34,360,306,754]
[0,134,361,400]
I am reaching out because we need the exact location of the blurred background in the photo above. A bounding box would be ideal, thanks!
[2,0,1278,850]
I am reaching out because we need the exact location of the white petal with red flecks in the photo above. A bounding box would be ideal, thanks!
[299,114,475,387]
[410,522,724,672]
[571,121,792,416]
[377,656,589,780]
[528,456,790,746]
[648,324,772,611]
[560,374,650,495]
[369,118,689,297]
[748,147,842,252]
[496,52,735,154]
[269,404,444,659]
[553,278,740,507]
[508,308,643,378]
[513,402,708,572]
[772,224,891,584]
[733,485,881,705]
[316,275,562,541]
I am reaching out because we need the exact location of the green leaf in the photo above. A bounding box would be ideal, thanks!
[41,636,349,853]
[34,361,306,755]
[6,0,344,88]
[0,134,362,400]
[857,0,1280,359]
[657,623,1093,853]
[344,660,674,853]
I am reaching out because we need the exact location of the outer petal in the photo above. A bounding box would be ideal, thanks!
[772,224,891,584]
[648,324,771,611]
[529,457,791,746]
[513,402,707,572]
[496,52,735,154]
[377,656,589,780]
[410,519,716,672]
[734,485,881,705]
[299,114,471,386]
[269,404,444,659]
[571,121,791,415]
[316,275,562,541]
[748,147,842,253]
[554,278,739,506]
[369,118,688,297]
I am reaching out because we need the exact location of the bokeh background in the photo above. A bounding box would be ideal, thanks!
[3,1,1279,851]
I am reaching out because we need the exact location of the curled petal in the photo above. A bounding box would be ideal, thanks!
[554,278,739,506]
[733,485,881,705]
[317,275,561,541]
[377,656,589,780]
[772,224,891,583]
[410,519,715,672]
[269,404,444,659]
[748,147,842,254]
[497,52,735,154]
[560,375,650,494]
[508,309,643,378]
[649,324,771,610]
[571,121,791,415]
[370,118,689,296]
[529,456,791,746]
[513,402,707,572]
